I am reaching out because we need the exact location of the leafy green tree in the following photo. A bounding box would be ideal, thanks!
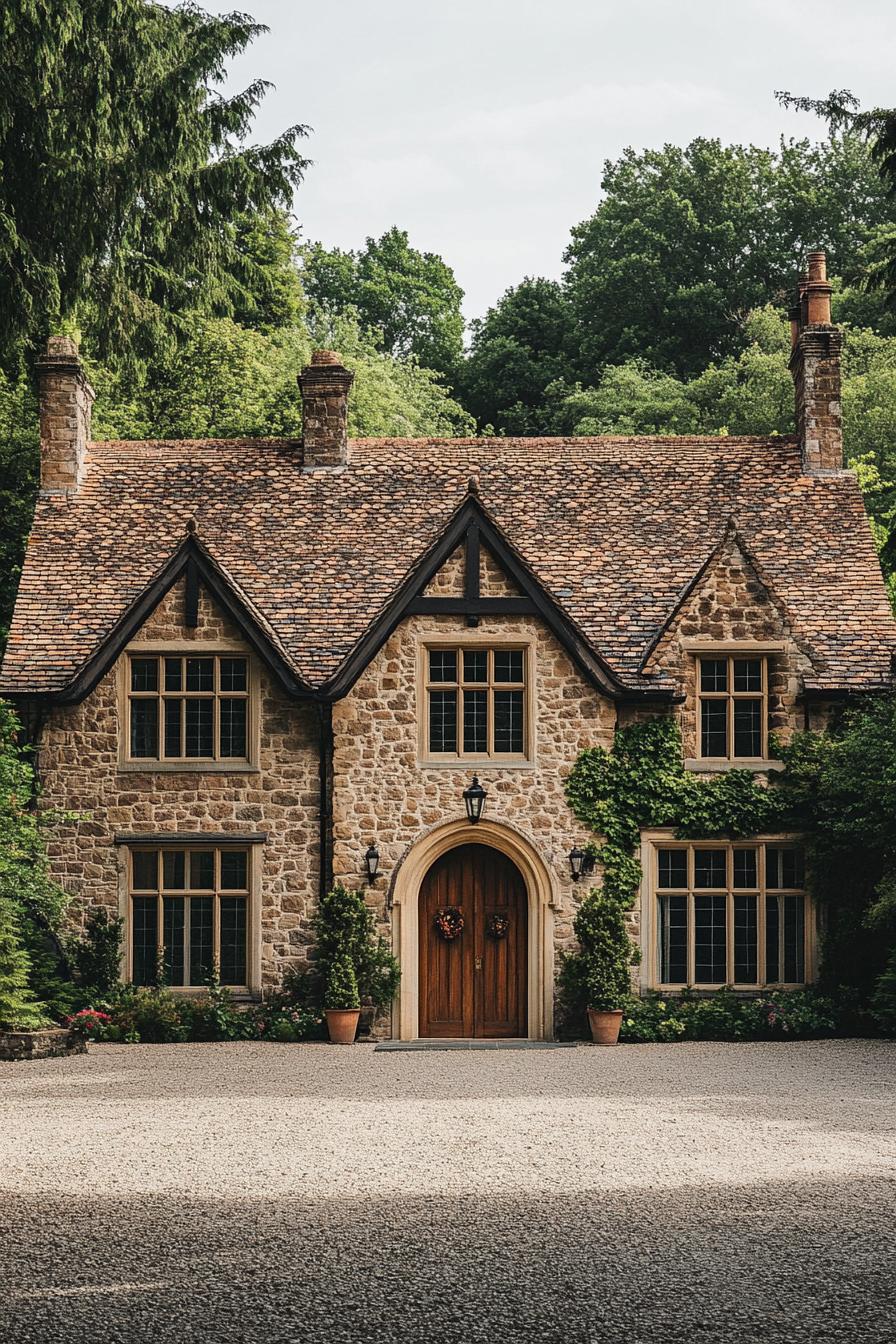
[0,0,309,368]
[564,135,896,378]
[777,696,896,1000]
[300,228,465,376]
[459,277,575,431]
[91,309,473,443]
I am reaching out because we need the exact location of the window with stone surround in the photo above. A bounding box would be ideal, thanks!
[127,654,250,763]
[425,645,527,759]
[129,846,251,989]
[652,840,807,988]
[698,654,769,760]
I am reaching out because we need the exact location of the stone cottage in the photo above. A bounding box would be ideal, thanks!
[2,251,894,1038]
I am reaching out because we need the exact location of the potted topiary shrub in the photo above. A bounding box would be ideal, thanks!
[324,953,361,1044]
[560,889,640,1045]
[314,884,400,1041]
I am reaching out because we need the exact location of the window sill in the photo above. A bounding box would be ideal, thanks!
[118,761,259,775]
[418,758,536,771]
[684,759,784,774]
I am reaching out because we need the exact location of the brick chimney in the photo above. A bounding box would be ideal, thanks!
[298,350,354,468]
[789,250,843,473]
[36,335,94,494]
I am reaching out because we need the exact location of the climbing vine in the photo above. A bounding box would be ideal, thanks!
[565,716,792,911]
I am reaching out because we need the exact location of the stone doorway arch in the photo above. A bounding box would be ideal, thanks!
[389,818,559,1040]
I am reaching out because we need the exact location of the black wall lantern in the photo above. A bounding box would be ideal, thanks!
[568,845,587,881]
[364,844,381,885]
[463,775,487,824]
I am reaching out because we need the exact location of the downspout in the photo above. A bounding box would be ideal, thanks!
[317,702,334,901]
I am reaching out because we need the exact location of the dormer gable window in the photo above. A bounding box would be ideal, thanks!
[698,654,768,761]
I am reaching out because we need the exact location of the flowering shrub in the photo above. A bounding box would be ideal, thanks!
[64,1007,112,1039]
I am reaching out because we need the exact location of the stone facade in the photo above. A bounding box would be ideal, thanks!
[37,577,320,990]
[32,533,825,1033]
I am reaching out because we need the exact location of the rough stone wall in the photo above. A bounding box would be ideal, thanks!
[330,608,617,980]
[635,535,814,760]
[37,577,319,988]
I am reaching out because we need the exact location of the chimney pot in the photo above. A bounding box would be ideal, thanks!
[298,350,354,468]
[36,335,94,495]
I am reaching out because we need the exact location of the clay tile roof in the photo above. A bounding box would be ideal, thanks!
[1,435,894,696]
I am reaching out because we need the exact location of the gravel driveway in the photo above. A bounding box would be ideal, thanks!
[1,1040,894,1343]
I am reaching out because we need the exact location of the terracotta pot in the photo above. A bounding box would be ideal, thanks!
[587,1008,623,1046]
[325,1008,360,1044]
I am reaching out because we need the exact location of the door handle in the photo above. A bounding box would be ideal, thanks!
[474,957,482,971]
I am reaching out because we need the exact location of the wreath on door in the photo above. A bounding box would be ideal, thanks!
[486,914,509,940]
[434,906,464,940]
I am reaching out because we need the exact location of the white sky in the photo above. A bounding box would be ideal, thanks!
[190,0,896,321]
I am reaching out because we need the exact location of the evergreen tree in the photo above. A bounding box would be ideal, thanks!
[0,0,309,368]
[0,897,48,1030]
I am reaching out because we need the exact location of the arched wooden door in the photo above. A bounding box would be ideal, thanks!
[418,843,528,1038]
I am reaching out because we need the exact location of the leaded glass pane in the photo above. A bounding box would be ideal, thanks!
[219,897,247,985]
[185,698,214,757]
[428,650,456,683]
[463,650,487,683]
[657,849,687,889]
[219,658,247,693]
[782,895,805,982]
[185,657,214,692]
[164,658,182,691]
[700,699,728,757]
[163,897,185,986]
[189,851,214,890]
[219,699,247,758]
[162,850,186,890]
[189,897,214,986]
[766,847,805,890]
[733,848,758,889]
[733,699,762,756]
[163,699,182,757]
[765,896,781,982]
[132,897,158,986]
[429,690,457,752]
[130,657,158,692]
[694,895,727,983]
[132,851,158,891]
[493,650,524,683]
[463,689,488,754]
[659,895,687,983]
[130,699,158,758]
[734,895,758,983]
[694,849,726,889]
[700,658,728,692]
[220,850,248,891]
[493,690,524,753]
[733,658,762,692]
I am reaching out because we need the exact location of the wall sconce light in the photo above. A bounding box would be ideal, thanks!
[568,846,587,882]
[463,775,487,824]
[364,844,381,885]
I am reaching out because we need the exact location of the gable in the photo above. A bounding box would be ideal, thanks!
[644,532,816,677]
[422,543,522,599]
[134,575,247,646]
